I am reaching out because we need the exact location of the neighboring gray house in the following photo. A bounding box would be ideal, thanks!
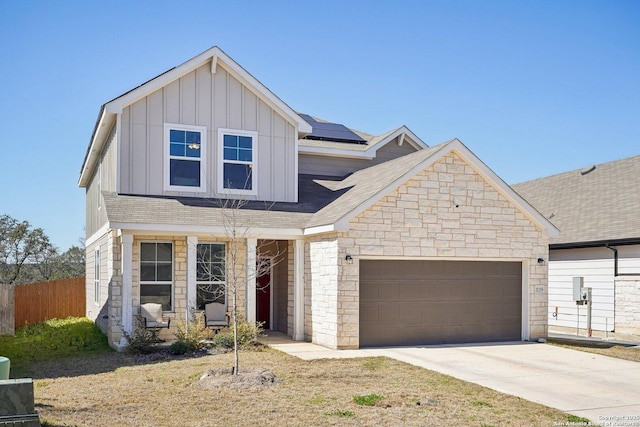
[80,46,558,350]
[513,155,640,340]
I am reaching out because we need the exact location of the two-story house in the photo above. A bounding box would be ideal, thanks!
[80,46,558,350]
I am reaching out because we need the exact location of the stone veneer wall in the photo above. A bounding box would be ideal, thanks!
[305,234,340,348]
[105,231,122,344]
[615,276,640,338]
[323,152,549,349]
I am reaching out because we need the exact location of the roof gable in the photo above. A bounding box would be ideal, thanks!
[79,46,311,187]
[298,123,427,159]
[305,139,559,237]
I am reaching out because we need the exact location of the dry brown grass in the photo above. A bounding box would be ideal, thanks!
[31,348,576,426]
[550,342,640,362]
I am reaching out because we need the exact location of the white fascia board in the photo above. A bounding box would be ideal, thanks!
[448,140,560,238]
[303,224,339,236]
[110,222,304,240]
[85,223,110,247]
[79,110,116,187]
[366,126,427,154]
[104,46,312,135]
[298,145,375,159]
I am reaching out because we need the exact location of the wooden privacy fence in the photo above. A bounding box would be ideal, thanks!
[0,277,86,334]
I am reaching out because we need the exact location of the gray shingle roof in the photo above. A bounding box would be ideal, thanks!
[102,142,452,233]
[102,192,314,230]
[512,155,640,246]
[306,142,451,228]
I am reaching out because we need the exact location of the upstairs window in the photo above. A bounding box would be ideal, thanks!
[217,128,257,195]
[164,124,207,192]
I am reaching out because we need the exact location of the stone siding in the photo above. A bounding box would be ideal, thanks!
[616,276,640,338]
[325,152,548,348]
[305,234,340,348]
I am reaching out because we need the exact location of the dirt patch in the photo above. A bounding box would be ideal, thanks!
[198,367,281,389]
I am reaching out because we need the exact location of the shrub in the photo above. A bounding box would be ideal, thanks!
[122,320,160,354]
[212,332,234,349]
[212,315,263,349]
[173,309,212,350]
[169,340,190,355]
[0,317,111,376]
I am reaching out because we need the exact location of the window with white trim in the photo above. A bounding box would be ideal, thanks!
[196,243,226,310]
[140,242,173,311]
[94,248,100,304]
[217,128,257,194]
[164,124,207,192]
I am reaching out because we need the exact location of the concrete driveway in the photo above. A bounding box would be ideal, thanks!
[263,335,640,422]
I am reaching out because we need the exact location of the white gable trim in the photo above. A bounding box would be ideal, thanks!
[328,139,559,237]
[298,125,427,160]
[79,46,311,188]
[103,47,310,134]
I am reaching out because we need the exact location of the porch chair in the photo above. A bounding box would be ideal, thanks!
[139,303,171,330]
[204,302,229,333]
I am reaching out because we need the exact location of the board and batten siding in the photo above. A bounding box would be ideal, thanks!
[86,125,117,237]
[548,247,616,332]
[299,140,418,177]
[118,63,297,202]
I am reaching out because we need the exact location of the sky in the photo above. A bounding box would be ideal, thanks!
[0,0,638,251]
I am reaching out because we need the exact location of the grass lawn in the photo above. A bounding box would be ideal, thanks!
[549,341,640,363]
[26,348,582,426]
[2,319,587,426]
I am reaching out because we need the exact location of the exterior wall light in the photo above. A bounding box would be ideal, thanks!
[537,257,545,266]
[345,254,353,264]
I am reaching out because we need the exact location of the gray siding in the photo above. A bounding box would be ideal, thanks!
[119,63,297,202]
[299,139,418,177]
[86,126,116,237]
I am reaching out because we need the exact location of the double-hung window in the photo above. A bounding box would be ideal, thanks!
[94,249,100,304]
[196,243,226,310]
[140,242,173,311]
[165,124,207,192]
[217,128,257,195]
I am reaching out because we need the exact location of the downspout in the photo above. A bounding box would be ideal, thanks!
[605,244,618,277]
[606,244,640,277]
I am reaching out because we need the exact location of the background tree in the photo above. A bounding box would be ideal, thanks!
[0,214,86,284]
[0,214,52,284]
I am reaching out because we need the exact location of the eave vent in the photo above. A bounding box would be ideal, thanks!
[580,165,596,175]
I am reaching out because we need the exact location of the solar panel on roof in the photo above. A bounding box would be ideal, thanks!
[299,113,367,144]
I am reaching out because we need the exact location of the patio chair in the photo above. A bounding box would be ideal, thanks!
[139,303,171,330]
[204,302,229,333]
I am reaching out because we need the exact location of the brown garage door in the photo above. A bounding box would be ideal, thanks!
[359,260,522,347]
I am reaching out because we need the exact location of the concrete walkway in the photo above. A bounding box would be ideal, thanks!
[260,332,640,422]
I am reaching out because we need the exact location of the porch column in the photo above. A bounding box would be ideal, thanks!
[293,239,305,341]
[186,236,198,320]
[120,233,133,346]
[246,237,257,323]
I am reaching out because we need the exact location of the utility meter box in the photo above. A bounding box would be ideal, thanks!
[573,277,584,301]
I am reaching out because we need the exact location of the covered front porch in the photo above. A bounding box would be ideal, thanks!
[113,232,306,348]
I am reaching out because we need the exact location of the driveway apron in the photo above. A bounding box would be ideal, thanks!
[365,342,640,422]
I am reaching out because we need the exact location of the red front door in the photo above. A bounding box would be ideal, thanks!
[256,259,271,329]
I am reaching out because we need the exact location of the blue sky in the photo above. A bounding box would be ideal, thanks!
[0,1,638,250]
